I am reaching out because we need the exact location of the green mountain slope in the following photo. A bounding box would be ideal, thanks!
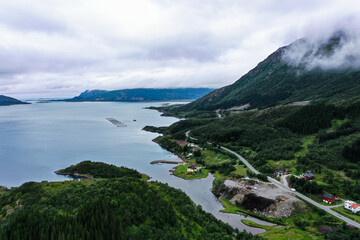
[0,95,27,106]
[69,88,215,102]
[177,33,360,112]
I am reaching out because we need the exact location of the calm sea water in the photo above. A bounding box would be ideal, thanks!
[0,102,271,233]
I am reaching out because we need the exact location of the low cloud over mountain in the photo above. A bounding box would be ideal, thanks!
[283,29,360,71]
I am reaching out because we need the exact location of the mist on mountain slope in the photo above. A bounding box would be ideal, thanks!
[282,30,360,71]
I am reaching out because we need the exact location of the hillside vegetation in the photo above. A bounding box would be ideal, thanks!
[156,101,360,198]
[56,160,142,179]
[69,88,214,102]
[0,162,260,240]
[172,33,360,113]
[146,101,360,239]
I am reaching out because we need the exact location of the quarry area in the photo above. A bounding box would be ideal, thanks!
[222,179,303,218]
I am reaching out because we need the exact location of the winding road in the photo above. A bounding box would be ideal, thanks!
[185,130,360,228]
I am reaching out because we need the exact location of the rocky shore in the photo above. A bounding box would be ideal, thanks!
[54,170,97,181]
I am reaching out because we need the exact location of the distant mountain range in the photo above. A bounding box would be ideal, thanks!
[0,95,28,106]
[176,31,360,112]
[68,88,215,102]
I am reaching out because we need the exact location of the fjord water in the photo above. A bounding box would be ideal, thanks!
[0,102,269,233]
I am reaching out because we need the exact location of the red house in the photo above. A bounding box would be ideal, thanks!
[303,171,315,180]
[323,193,336,204]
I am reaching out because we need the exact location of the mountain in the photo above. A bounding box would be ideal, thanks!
[176,31,360,112]
[0,95,28,106]
[68,88,215,102]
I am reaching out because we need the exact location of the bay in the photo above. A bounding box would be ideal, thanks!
[0,102,272,233]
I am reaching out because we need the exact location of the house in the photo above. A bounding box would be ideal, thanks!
[351,204,360,214]
[345,200,356,209]
[323,193,336,204]
[303,171,315,180]
[177,141,187,146]
[187,164,201,173]
[187,153,193,157]
[344,200,360,213]
[275,169,284,177]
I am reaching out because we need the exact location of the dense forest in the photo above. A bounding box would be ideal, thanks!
[151,100,360,202]
[146,101,360,239]
[56,160,142,179]
[0,162,261,240]
[165,102,360,176]
[69,88,214,102]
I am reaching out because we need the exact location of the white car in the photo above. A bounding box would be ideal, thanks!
[290,188,296,192]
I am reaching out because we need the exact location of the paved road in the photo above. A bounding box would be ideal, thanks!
[268,178,360,228]
[221,146,260,174]
[185,130,360,228]
[221,146,360,228]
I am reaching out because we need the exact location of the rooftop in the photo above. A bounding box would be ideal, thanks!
[323,193,334,199]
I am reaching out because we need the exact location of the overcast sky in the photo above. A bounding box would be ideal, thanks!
[0,0,359,98]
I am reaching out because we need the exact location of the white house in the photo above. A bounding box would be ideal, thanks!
[344,200,360,214]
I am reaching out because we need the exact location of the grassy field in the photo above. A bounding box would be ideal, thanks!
[268,159,297,173]
[233,165,247,176]
[295,135,315,158]
[241,219,324,240]
[259,226,324,240]
[199,150,231,165]
[264,135,315,174]
[333,206,360,224]
[172,164,210,179]
[330,118,350,131]
[241,219,275,231]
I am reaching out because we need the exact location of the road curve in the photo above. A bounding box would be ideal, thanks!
[186,130,360,228]
[221,146,260,175]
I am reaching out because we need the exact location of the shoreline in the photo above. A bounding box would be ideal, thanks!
[147,131,280,230]
[152,138,187,162]
[54,171,97,181]
[150,160,182,164]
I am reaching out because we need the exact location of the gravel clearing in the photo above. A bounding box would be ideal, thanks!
[224,179,303,218]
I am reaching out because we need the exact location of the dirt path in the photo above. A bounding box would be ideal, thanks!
[280,175,289,187]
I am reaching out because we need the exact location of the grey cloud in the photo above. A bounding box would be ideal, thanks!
[148,44,220,62]
[0,13,66,33]
[0,5,66,33]
[0,0,359,98]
